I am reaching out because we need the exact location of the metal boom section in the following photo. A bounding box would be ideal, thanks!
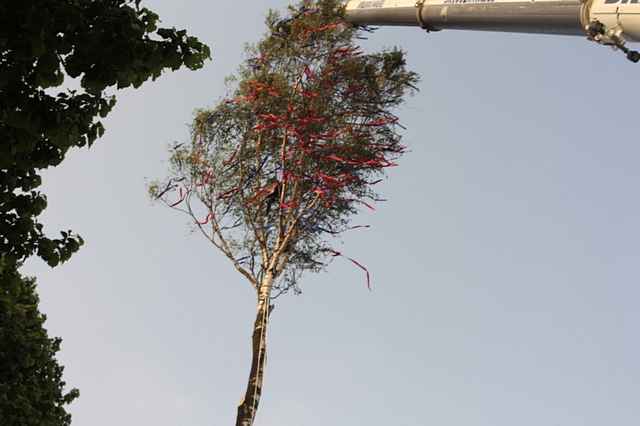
[344,0,640,61]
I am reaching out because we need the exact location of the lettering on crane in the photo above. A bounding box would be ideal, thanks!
[357,0,386,8]
[443,0,495,4]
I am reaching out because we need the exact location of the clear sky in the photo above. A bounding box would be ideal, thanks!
[23,1,640,425]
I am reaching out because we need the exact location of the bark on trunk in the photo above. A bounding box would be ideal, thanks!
[235,284,272,426]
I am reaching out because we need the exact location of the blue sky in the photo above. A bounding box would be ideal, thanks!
[24,1,640,425]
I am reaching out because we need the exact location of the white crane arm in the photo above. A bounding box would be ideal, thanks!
[344,0,640,61]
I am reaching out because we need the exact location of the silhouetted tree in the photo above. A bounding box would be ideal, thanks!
[0,260,79,425]
[1,2,210,423]
[1,0,210,269]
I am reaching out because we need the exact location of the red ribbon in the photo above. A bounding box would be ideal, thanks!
[197,212,213,225]
[329,249,371,290]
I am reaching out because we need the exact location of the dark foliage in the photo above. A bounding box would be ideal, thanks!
[0,0,211,268]
[0,260,79,425]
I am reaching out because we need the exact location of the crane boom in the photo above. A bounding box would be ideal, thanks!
[344,0,640,61]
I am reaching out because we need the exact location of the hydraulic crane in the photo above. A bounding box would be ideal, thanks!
[344,0,640,62]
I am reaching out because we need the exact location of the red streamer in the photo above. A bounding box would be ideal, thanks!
[329,249,371,290]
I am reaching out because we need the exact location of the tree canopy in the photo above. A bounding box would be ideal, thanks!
[0,0,211,268]
[152,0,417,296]
[1,2,210,423]
[0,260,79,426]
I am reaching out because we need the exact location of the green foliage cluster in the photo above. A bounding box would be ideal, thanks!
[0,260,79,426]
[154,0,418,295]
[0,0,211,268]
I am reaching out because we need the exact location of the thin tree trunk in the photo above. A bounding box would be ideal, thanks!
[235,282,273,426]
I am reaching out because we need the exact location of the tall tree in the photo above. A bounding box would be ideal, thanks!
[151,1,418,424]
[0,259,79,426]
[0,0,211,269]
